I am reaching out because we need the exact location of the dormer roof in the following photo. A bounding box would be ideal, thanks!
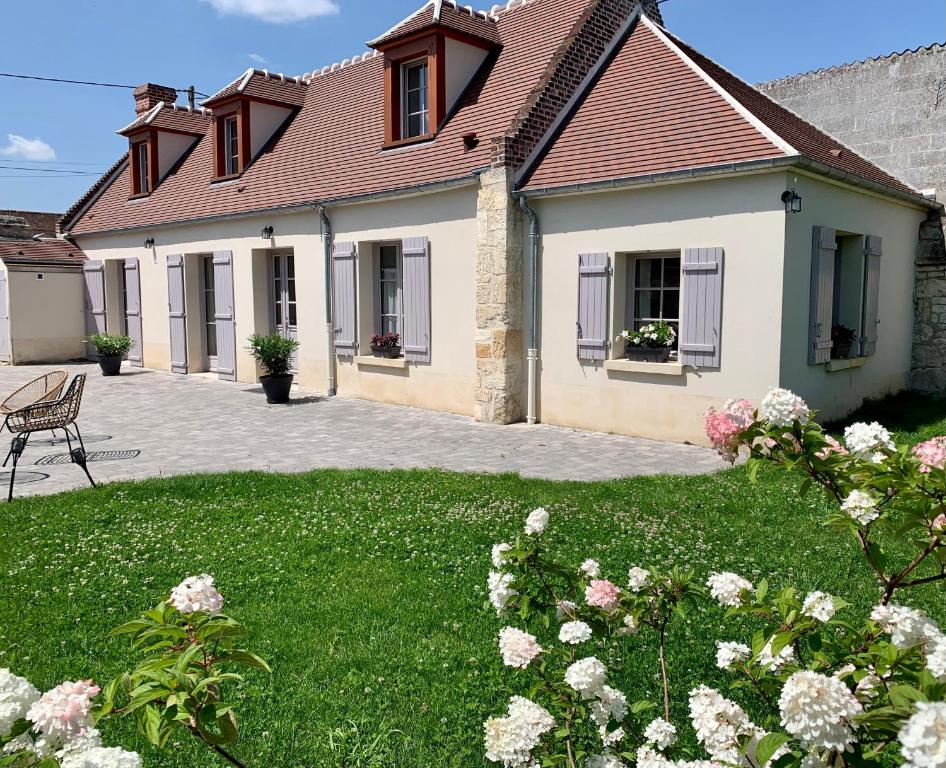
[368,0,501,49]
[201,69,308,108]
[117,103,213,137]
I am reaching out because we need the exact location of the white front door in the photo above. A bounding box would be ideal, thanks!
[201,255,218,373]
[270,250,298,372]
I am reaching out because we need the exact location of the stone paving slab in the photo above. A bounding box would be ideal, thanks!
[0,363,724,498]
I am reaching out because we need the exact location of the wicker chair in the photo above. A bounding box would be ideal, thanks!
[0,371,68,415]
[3,374,95,501]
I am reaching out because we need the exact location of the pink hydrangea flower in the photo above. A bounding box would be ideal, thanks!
[585,579,621,612]
[704,399,754,462]
[26,680,100,746]
[913,437,946,474]
[932,514,946,533]
[816,435,849,460]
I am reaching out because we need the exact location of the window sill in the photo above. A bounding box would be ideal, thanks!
[826,357,868,372]
[604,359,685,376]
[210,172,243,185]
[355,355,408,369]
[381,134,436,151]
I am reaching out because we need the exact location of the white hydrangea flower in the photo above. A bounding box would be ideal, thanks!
[524,508,549,536]
[779,671,862,750]
[565,657,607,699]
[169,575,224,615]
[759,388,809,427]
[758,638,795,673]
[27,680,100,748]
[716,641,751,670]
[581,559,601,579]
[60,746,142,768]
[636,746,673,768]
[589,754,628,768]
[498,627,542,669]
[559,621,593,645]
[927,635,946,680]
[841,490,879,526]
[601,726,625,748]
[628,567,650,593]
[800,753,829,768]
[854,673,882,702]
[706,572,753,608]
[688,686,756,765]
[484,696,554,768]
[488,571,517,616]
[898,701,946,768]
[491,543,512,569]
[643,718,677,750]
[556,600,578,622]
[591,685,628,728]
[843,422,894,457]
[871,604,941,649]
[802,592,836,622]
[615,614,639,637]
[0,669,40,739]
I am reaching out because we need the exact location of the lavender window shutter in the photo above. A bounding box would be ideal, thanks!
[167,255,188,374]
[577,253,610,361]
[332,241,357,357]
[809,227,836,365]
[83,260,107,360]
[213,251,237,381]
[861,235,882,357]
[124,257,144,367]
[680,248,724,368]
[0,271,9,363]
[401,236,431,363]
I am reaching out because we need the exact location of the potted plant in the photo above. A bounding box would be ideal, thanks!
[87,333,133,377]
[247,333,300,404]
[370,332,402,359]
[831,324,857,359]
[618,321,676,363]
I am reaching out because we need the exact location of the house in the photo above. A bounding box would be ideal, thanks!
[59,0,938,444]
[0,212,87,364]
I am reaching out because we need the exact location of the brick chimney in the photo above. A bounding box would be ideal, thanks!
[641,0,664,25]
[0,216,32,240]
[133,83,178,115]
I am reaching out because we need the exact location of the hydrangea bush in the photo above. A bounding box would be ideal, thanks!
[485,389,946,768]
[1,576,268,768]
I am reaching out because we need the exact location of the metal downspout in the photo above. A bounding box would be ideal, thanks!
[519,195,539,425]
[318,205,337,397]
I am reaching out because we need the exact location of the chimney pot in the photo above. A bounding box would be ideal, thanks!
[133,83,178,115]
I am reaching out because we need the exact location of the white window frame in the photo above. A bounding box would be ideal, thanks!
[136,142,149,194]
[401,59,430,139]
[376,243,403,336]
[627,253,682,332]
[224,115,240,176]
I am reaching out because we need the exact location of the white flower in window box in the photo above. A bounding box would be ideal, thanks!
[618,321,676,363]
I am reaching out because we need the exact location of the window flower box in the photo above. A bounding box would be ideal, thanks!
[370,332,402,359]
[831,324,857,360]
[618,321,675,364]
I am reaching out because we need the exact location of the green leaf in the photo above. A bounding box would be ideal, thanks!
[754,733,791,768]
[217,650,272,673]
[110,619,152,637]
[888,685,926,708]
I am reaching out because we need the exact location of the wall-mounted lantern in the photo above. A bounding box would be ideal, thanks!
[261,226,275,240]
[781,189,802,214]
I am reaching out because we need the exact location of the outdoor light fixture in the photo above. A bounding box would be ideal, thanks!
[781,189,802,214]
[144,238,155,248]
[261,226,275,239]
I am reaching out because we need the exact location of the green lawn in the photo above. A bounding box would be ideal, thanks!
[2,397,945,768]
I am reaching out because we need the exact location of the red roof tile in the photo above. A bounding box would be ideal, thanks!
[369,1,501,48]
[119,105,213,136]
[0,238,86,266]
[202,70,308,108]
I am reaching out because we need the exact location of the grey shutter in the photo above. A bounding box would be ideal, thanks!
[167,254,188,374]
[861,235,882,357]
[577,253,610,361]
[83,259,106,360]
[809,227,836,365]
[402,236,431,363]
[213,251,237,381]
[680,248,724,368]
[124,257,143,367]
[332,241,357,357]
[0,270,9,362]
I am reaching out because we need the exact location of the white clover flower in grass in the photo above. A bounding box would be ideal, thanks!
[581,559,601,578]
[871,604,941,649]
[643,718,677,750]
[844,422,894,457]
[628,566,650,592]
[591,685,628,727]
[706,572,753,608]
[802,591,836,622]
[498,627,542,669]
[898,701,946,768]
[636,746,673,768]
[841,490,879,526]
[0,668,40,738]
[759,388,809,427]
[779,671,862,750]
[688,685,757,765]
[27,680,100,748]
[559,620,593,645]
[488,571,517,616]
[491,543,512,569]
[715,641,751,670]
[758,638,795,672]
[60,746,142,768]
[565,657,607,699]
[524,508,549,536]
[169,574,224,615]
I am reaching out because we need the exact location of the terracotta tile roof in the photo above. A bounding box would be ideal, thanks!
[0,238,86,266]
[66,0,586,236]
[369,1,501,48]
[202,69,308,108]
[118,103,213,136]
[524,17,918,196]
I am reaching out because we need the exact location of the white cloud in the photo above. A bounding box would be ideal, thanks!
[0,134,56,161]
[200,0,339,23]
[248,52,268,64]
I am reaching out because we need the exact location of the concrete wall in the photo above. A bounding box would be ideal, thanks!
[7,266,86,363]
[778,172,928,419]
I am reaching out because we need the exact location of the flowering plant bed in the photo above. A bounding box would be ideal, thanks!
[370,333,402,359]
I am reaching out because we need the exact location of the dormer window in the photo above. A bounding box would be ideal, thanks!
[128,134,157,197]
[135,142,150,194]
[403,60,430,139]
[224,115,240,175]
[212,103,249,180]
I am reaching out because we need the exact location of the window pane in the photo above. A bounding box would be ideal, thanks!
[408,90,423,114]
[663,257,681,288]
[274,300,283,326]
[382,281,398,315]
[408,114,423,138]
[636,259,660,289]
[288,303,297,327]
[382,316,397,335]
[663,290,680,321]
[407,63,426,90]
[287,278,296,303]
[634,290,662,320]
[380,247,397,269]
[286,255,295,279]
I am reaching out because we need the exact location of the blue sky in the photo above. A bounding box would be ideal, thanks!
[0,0,943,214]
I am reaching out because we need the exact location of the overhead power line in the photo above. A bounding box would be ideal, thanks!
[0,165,101,175]
[0,72,209,98]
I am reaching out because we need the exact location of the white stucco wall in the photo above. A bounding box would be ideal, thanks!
[445,39,488,114]
[157,133,198,179]
[249,103,292,158]
[779,172,927,420]
[7,266,86,363]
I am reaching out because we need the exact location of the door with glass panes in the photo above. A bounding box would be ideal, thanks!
[201,255,218,372]
[270,250,298,372]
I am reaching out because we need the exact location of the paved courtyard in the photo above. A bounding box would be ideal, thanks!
[0,363,724,498]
